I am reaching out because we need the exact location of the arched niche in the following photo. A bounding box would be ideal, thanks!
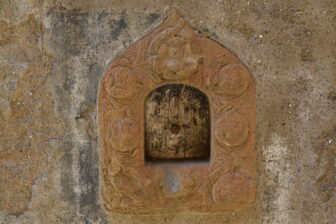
[145,84,210,162]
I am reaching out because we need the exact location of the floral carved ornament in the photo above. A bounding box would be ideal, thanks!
[98,9,256,214]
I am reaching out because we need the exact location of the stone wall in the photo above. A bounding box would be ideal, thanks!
[0,0,335,223]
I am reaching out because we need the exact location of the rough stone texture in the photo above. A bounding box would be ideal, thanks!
[0,0,335,223]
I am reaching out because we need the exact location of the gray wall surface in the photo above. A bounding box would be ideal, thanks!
[0,0,335,223]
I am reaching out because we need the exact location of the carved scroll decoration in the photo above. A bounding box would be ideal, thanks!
[99,8,256,214]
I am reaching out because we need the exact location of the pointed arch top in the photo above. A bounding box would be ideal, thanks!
[99,8,256,214]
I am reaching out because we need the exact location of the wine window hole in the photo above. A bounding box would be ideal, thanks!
[145,84,210,163]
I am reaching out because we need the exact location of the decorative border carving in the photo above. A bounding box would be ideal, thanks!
[99,8,256,214]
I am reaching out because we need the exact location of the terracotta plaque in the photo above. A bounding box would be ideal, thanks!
[98,9,256,214]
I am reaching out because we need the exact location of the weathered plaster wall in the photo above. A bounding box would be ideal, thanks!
[0,0,335,223]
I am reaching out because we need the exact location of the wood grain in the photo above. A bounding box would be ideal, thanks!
[145,84,210,161]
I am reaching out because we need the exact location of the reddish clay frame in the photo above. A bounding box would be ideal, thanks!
[98,9,256,214]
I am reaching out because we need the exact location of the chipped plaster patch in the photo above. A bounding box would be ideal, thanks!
[263,134,300,224]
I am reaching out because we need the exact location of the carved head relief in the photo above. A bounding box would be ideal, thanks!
[99,8,256,214]
[105,64,142,106]
[149,14,201,80]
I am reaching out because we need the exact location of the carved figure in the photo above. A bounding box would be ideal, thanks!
[149,14,201,80]
[110,117,139,152]
[105,66,141,105]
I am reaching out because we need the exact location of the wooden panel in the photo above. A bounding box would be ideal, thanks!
[145,84,210,161]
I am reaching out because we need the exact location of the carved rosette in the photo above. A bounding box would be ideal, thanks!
[99,8,256,214]
[209,63,250,98]
[215,111,249,148]
[212,171,255,205]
